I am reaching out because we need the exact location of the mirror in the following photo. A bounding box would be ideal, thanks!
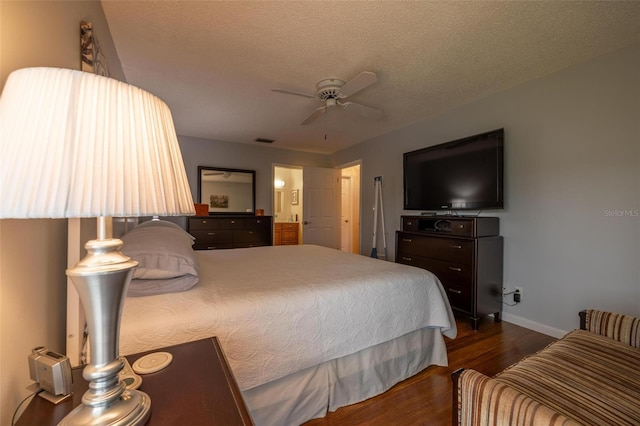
[197,166,256,215]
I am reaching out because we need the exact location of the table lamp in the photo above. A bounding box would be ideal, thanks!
[0,68,195,425]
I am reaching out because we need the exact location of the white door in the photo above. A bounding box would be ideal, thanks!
[340,176,352,252]
[302,167,340,249]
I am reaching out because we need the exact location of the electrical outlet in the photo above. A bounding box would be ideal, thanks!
[514,287,522,303]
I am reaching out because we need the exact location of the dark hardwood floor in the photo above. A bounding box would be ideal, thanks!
[304,316,557,426]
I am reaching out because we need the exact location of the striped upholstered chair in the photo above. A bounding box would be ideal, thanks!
[453,310,640,426]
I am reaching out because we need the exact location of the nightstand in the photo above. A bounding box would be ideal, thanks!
[16,337,253,425]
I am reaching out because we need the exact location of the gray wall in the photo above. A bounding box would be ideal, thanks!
[178,136,330,218]
[331,43,640,336]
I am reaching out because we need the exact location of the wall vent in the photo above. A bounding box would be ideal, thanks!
[255,137,274,144]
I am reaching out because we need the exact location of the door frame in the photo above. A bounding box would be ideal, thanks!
[272,161,361,253]
[338,160,362,254]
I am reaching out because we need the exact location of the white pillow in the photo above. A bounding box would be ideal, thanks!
[127,275,199,298]
[122,224,199,296]
[136,219,194,238]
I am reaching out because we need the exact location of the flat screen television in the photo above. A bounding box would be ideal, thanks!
[403,128,504,211]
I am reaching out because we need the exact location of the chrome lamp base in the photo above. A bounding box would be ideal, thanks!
[59,389,150,426]
[64,229,151,426]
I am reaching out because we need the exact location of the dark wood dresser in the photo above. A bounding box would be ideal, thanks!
[16,337,253,425]
[188,216,272,250]
[395,215,503,330]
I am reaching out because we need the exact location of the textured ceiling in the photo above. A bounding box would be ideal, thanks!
[102,1,639,154]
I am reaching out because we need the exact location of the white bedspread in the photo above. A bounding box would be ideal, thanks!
[120,245,456,390]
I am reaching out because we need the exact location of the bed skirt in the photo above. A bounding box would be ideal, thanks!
[243,326,447,426]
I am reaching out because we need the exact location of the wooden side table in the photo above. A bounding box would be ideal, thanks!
[16,337,253,425]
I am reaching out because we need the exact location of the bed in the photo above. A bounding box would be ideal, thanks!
[117,220,457,425]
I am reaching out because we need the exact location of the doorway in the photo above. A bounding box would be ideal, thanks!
[273,163,361,253]
[273,166,303,245]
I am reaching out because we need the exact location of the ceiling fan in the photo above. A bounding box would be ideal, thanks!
[272,71,383,126]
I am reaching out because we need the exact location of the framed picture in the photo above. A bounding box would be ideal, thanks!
[291,189,299,205]
[210,195,229,208]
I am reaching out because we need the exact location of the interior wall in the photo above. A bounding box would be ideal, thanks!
[0,1,124,423]
[331,43,640,336]
[177,135,330,222]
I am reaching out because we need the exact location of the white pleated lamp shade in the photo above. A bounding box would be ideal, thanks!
[0,67,195,218]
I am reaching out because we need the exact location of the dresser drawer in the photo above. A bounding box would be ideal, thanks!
[402,217,419,232]
[247,217,270,230]
[425,258,473,313]
[446,220,474,237]
[397,233,473,264]
[188,218,220,230]
[421,258,472,288]
[194,242,233,250]
[397,254,473,313]
[279,223,298,230]
[190,230,232,242]
[233,241,270,249]
[191,229,233,250]
[444,284,473,315]
[233,229,269,243]
[397,255,472,288]
[217,218,247,229]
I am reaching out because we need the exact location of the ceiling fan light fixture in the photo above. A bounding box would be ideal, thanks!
[273,71,382,126]
[316,78,345,100]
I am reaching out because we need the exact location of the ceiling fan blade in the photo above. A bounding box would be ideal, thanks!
[301,106,327,125]
[271,88,317,99]
[341,101,383,120]
[337,71,377,98]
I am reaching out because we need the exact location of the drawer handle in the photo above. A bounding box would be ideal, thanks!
[449,266,462,272]
[249,231,254,234]
[230,220,235,224]
[450,245,462,249]
[402,238,412,243]
[407,221,413,226]
[449,288,462,294]
[402,256,412,261]
[207,232,216,236]
[207,246,217,250]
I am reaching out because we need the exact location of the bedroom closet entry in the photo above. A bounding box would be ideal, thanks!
[273,164,360,253]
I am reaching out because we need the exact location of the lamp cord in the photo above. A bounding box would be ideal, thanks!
[11,390,43,425]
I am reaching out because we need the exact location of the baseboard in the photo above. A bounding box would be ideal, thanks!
[500,312,568,339]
